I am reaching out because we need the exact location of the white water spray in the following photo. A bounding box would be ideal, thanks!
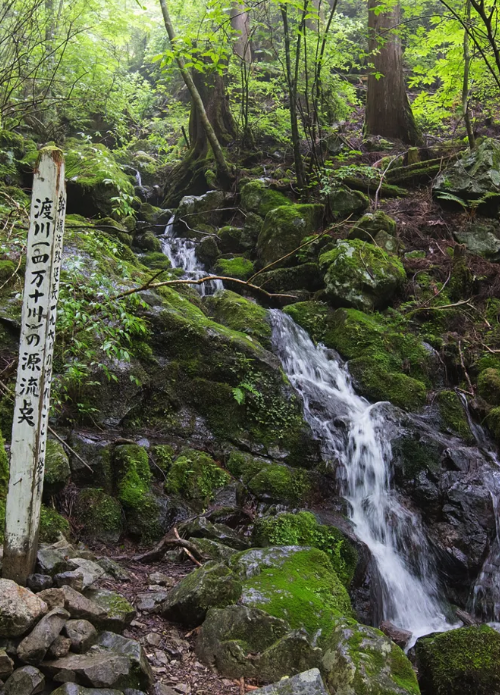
[160,216,223,297]
[270,310,455,642]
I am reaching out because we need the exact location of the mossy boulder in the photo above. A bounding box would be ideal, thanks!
[231,547,352,646]
[218,226,246,254]
[138,203,171,224]
[227,452,313,505]
[478,367,500,405]
[435,390,473,442]
[415,624,500,695]
[214,256,255,280]
[189,537,239,563]
[140,251,171,271]
[43,440,71,498]
[176,190,226,230]
[327,186,370,219]
[254,263,324,294]
[73,488,124,543]
[253,512,357,586]
[433,138,500,212]
[349,211,397,242]
[165,449,231,511]
[319,239,406,311]
[159,561,243,628]
[322,618,420,695]
[241,180,292,217]
[63,139,135,217]
[257,205,324,266]
[349,357,427,410]
[197,604,321,682]
[196,236,220,266]
[135,231,161,253]
[453,222,500,260]
[203,290,271,349]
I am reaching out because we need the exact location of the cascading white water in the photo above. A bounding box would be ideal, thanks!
[160,216,223,297]
[270,309,455,643]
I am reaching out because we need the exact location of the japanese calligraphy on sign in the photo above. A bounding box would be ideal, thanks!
[3,149,66,585]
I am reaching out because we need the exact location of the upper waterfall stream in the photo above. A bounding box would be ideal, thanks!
[161,222,461,643]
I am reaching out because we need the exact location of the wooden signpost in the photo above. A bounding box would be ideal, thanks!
[2,148,66,585]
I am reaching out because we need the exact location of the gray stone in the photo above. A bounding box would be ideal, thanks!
[152,687,177,695]
[51,685,123,695]
[159,562,242,628]
[66,558,105,589]
[84,590,136,632]
[328,186,369,220]
[135,591,170,613]
[0,579,48,638]
[36,547,74,576]
[253,668,328,694]
[96,631,153,686]
[178,517,249,550]
[57,586,106,621]
[4,665,45,695]
[454,222,500,260]
[17,607,69,665]
[188,538,238,563]
[47,636,72,659]
[148,572,173,586]
[64,620,98,654]
[97,558,130,582]
[53,571,84,592]
[197,605,321,682]
[176,190,227,230]
[0,649,14,679]
[27,575,53,593]
[37,588,65,610]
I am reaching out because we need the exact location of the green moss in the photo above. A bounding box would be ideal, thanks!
[203,290,271,348]
[478,368,500,405]
[214,257,255,280]
[253,263,323,294]
[416,624,500,695]
[349,357,427,411]
[390,643,421,693]
[141,252,171,270]
[257,204,324,266]
[319,239,406,311]
[151,444,175,474]
[486,406,500,443]
[114,444,152,509]
[218,226,246,254]
[226,451,268,482]
[327,186,369,219]
[39,506,71,543]
[240,180,292,217]
[349,211,397,242]
[234,547,352,645]
[246,463,311,505]
[253,511,357,586]
[74,488,123,542]
[284,301,330,343]
[435,390,473,442]
[165,449,231,510]
[44,439,70,495]
[0,430,8,498]
[0,260,16,285]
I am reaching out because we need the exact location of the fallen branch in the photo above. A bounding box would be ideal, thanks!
[174,527,202,567]
[386,152,463,185]
[406,298,473,318]
[133,531,206,564]
[342,176,408,198]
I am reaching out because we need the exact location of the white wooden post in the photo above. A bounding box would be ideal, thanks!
[2,148,66,585]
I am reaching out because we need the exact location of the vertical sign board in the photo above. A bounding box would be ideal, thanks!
[2,148,66,585]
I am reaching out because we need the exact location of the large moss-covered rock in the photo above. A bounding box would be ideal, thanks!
[73,489,124,543]
[435,390,473,442]
[197,605,321,682]
[176,190,226,231]
[478,367,500,405]
[349,211,397,242]
[159,561,242,628]
[241,180,292,217]
[257,205,324,266]
[203,290,272,349]
[322,618,420,695]
[319,240,406,310]
[43,440,71,498]
[434,138,500,212]
[253,512,357,587]
[415,624,500,695]
[453,222,500,260]
[165,449,231,511]
[230,547,352,645]
[62,139,134,217]
[218,226,247,254]
[214,256,255,280]
[327,186,369,219]
[254,263,324,294]
[349,357,427,410]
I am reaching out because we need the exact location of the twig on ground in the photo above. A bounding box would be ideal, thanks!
[174,526,203,567]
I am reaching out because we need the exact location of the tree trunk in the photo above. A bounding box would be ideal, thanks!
[365,0,421,145]
[189,69,237,158]
[231,3,252,62]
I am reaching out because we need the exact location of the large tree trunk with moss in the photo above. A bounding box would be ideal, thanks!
[189,70,237,157]
[364,0,421,145]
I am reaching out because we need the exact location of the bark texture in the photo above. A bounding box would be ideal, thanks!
[365,0,421,145]
[231,3,252,62]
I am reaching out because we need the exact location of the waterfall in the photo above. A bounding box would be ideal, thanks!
[160,216,223,297]
[135,169,142,187]
[269,309,455,643]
